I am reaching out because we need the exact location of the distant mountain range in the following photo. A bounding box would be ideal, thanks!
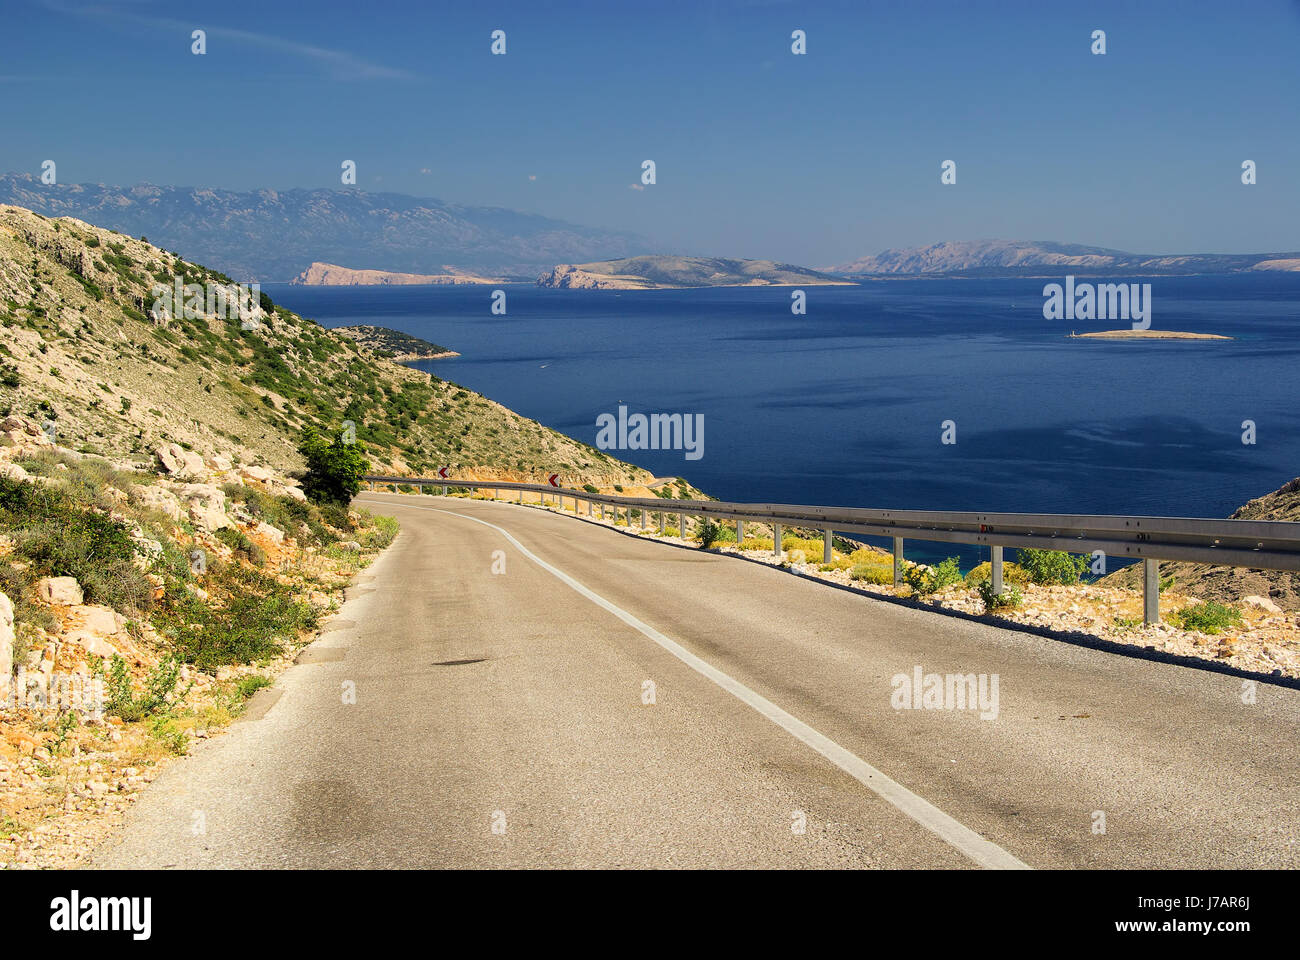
[0,173,649,281]
[537,256,851,289]
[826,240,1300,277]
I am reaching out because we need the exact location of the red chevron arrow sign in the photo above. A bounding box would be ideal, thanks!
[548,474,560,487]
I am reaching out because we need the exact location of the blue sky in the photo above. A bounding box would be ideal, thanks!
[2,0,1298,265]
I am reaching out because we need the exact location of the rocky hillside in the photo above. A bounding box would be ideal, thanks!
[291,262,499,286]
[0,414,399,867]
[1102,476,1300,610]
[0,174,650,281]
[827,240,1300,277]
[538,256,852,289]
[0,203,662,490]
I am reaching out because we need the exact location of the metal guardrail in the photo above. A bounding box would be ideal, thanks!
[361,476,1300,625]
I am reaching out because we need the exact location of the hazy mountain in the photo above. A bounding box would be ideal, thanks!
[538,256,852,289]
[0,173,650,281]
[827,239,1300,277]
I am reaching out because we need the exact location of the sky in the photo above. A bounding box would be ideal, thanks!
[2,0,1298,266]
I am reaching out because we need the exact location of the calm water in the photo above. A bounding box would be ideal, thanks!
[269,276,1300,562]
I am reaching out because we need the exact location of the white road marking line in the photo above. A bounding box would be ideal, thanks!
[359,495,1031,870]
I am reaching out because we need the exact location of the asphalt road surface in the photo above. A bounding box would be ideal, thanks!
[95,492,1300,869]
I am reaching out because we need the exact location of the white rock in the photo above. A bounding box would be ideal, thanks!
[129,485,182,521]
[35,576,83,606]
[254,521,285,545]
[1243,595,1283,614]
[0,592,13,685]
[66,604,125,637]
[155,443,205,479]
[0,462,30,483]
[177,483,230,532]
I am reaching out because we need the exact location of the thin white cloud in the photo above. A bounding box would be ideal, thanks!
[44,1,420,80]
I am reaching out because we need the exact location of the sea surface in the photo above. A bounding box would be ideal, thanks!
[268,276,1300,565]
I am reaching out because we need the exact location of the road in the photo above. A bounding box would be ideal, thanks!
[95,492,1300,869]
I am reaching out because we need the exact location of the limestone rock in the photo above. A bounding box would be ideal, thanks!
[129,485,182,521]
[0,592,13,683]
[176,483,230,532]
[254,521,285,545]
[36,577,83,606]
[1244,595,1283,614]
[155,443,205,479]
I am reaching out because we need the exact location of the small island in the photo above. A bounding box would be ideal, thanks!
[335,325,459,361]
[1069,329,1233,340]
[537,255,855,290]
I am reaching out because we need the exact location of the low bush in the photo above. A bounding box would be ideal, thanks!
[1016,548,1091,585]
[849,563,893,584]
[216,526,266,565]
[697,516,721,548]
[152,568,314,668]
[904,557,963,595]
[977,580,1022,614]
[1172,601,1242,635]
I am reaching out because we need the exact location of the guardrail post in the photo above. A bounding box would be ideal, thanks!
[640,508,646,529]
[773,523,783,558]
[1143,558,1159,625]
[659,511,665,534]
[893,537,904,586]
[442,485,448,496]
[679,513,686,538]
[736,519,744,543]
[823,528,833,564]
[990,545,1004,595]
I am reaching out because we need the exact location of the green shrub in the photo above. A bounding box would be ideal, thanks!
[1172,601,1242,635]
[697,516,721,548]
[153,569,313,668]
[298,426,368,505]
[104,654,187,722]
[216,526,266,564]
[904,556,962,595]
[1016,548,1091,585]
[977,580,1022,614]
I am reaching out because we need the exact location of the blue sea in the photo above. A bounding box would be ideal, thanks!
[268,276,1300,564]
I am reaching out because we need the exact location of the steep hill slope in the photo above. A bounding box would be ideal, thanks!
[1102,476,1300,610]
[0,204,662,490]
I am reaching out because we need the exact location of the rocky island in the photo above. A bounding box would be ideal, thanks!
[292,262,500,286]
[333,325,459,360]
[537,256,855,290]
[1069,330,1233,340]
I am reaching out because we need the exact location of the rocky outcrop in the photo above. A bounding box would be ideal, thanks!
[176,483,230,532]
[36,577,83,606]
[155,443,205,479]
[129,485,183,522]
